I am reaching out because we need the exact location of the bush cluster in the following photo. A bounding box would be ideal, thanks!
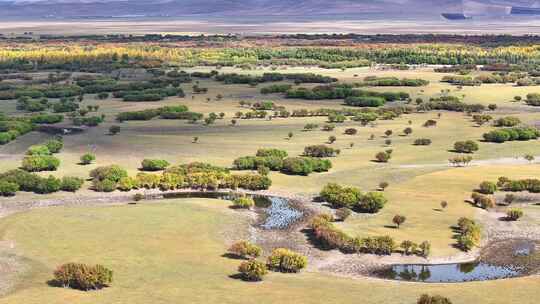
[21,155,60,172]
[497,177,540,193]
[483,126,540,143]
[456,217,481,251]
[0,169,81,195]
[238,260,268,281]
[453,140,479,153]
[233,196,255,209]
[267,248,308,273]
[141,159,170,171]
[320,183,387,213]
[303,145,339,157]
[228,241,262,258]
[53,263,113,291]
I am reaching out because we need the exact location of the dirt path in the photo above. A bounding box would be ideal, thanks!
[399,155,540,169]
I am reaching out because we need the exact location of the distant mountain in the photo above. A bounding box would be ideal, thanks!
[0,0,535,18]
[0,0,464,18]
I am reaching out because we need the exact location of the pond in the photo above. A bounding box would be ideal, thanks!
[161,191,303,230]
[372,239,539,283]
[373,262,524,283]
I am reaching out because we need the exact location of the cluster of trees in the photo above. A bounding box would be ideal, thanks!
[29,113,64,124]
[493,116,521,127]
[448,155,473,167]
[525,93,540,106]
[116,105,201,122]
[260,84,292,94]
[319,183,387,213]
[90,162,272,193]
[53,263,112,291]
[419,97,485,113]
[453,140,479,153]
[482,126,540,143]
[309,214,431,257]
[360,76,429,87]
[0,115,34,145]
[455,217,481,251]
[497,176,540,193]
[285,84,409,103]
[303,145,340,157]
[235,246,307,281]
[215,72,337,85]
[233,148,332,176]
[0,169,83,196]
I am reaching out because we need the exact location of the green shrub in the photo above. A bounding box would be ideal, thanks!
[506,208,523,221]
[471,192,495,209]
[90,165,127,183]
[21,155,60,172]
[255,148,288,159]
[320,183,362,209]
[267,248,307,273]
[358,192,387,213]
[478,181,497,194]
[456,217,481,251]
[453,140,479,153]
[0,180,19,196]
[281,157,332,176]
[238,260,268,281]
[483,127,540,143]
[35,175,62,194]
[228,240,262,258]
[45,139,64,153]
[60,176,84,192]
[80,153,96,165]
[53,263,113,291]
[92,179,117,192]
[26,145,51,156]
[303,145,339,157]
[141,159,170,171]
[233,197,255,209]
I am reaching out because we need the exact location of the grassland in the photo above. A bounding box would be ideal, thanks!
[0,199,538,304]
[0,66,539,303]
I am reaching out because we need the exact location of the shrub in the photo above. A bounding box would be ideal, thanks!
[493,116,521,127]
[506,208,523,221]
[45,139,63,153]
[267,248,307,273]
[26,145,51,156]
[0,180,19,196]
[320,183,362,209]
[228,241,262,258]
[141,159,170,171]
[90,165,127,183]
[419,241,431,257]
[281,157,331,176]
[417,294,453,304]
[109,125,121,135]
[344,128,357,135]
[375,151,391,163]
[255,148,288,159]
[92,179,117,192]
[414,138,432,146]
[478,181,497,194]
[471,192,495,209]
[358,192,387,213]
[80,153,96,165]
[423,119,437,127]
[335,208,352,221]
[238,260,268,281]
[361,236,395,255]
[453,140,479,153]
[392,215,406,228]
[303,145,338,157]
[483,127,540,143]
[233,196,255,209]
[456,217,481,251]
[21,155,60,172]
[60,176,84,192]
[53,263,113,291]
[35,175,62,194]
